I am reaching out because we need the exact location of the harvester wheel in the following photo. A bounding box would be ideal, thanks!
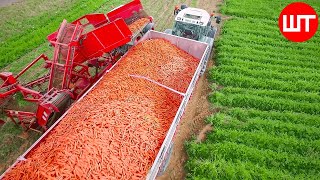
[143,23,154,34]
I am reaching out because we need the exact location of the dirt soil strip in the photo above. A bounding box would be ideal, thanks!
[157,0,224,179]
[0,0,20,7]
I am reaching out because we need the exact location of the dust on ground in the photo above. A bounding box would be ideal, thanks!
[0,0,21,7]
[157,0,224,179]
[195,124,213,143]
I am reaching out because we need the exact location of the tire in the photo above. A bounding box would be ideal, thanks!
[208,29,216,38]
[181,4,188,9]
[142,23,154,34]
[200,62,207,76]
[200,56,208,76]
[216,16,222,24]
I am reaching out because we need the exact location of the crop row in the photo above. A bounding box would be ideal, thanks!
[221,18,320,46]
[206,128,320,157]
[221,0,320,21]
[219,58,320,75]
[213,65,320,82]
[207,113,320,140]
[210,91,320,115]
[209,70,320,93]
[185,158,307,180]
[221,18,279,35]
[0,0,76,43]
[216,45,320,68]
[186,142,320,175]
[218,37,320,58]
[227,108,320,128]
[219,87,320,104]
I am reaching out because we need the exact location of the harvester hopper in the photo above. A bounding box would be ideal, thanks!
[0,0,153,132]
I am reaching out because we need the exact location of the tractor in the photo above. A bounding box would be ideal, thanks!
[165,4,221,74]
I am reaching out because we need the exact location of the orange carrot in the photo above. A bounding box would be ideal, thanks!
[3,39,198,180]
[128,18,150,33]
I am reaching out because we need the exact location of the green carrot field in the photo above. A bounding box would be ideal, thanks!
[185,0,320,179]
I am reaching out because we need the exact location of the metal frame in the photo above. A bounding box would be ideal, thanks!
[0,54,49,99]
[142,31,209,179]
[0,55,124,179]
[0,30,209,179]
[0,0,146,131]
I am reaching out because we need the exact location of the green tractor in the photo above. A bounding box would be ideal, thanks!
[165,5,221,74]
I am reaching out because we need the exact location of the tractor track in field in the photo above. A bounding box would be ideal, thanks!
[156,0,179,30]
[157,0,224,179]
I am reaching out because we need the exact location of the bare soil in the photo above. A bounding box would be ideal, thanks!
[157,0,224,179]
[0,0,21,7]
[195,124,213,143]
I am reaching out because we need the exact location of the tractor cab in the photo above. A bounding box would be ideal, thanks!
[164,4,221,75]
[166,5,220,42]
[172,7,211,41]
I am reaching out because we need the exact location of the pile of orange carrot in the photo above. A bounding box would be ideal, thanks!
[128,18,150,33]
[3,39,199,179]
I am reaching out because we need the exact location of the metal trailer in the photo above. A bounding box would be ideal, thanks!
[164,27,215,76]
[143,31,209,179]
[0,30,209,179]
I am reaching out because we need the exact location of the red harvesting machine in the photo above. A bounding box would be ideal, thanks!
[0,0,154,132]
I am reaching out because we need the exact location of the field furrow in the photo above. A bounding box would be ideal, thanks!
[219,58,320,75]
[222,87,320,103]
[208,114,320,140]
[227,108,320,128]
[213,65,320,82]
[209,71,320,93]
[187,142,320,175]
[211,92,320,114]
[186,158,308,179]
[216,47,320,68]
[207,128,320,157]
